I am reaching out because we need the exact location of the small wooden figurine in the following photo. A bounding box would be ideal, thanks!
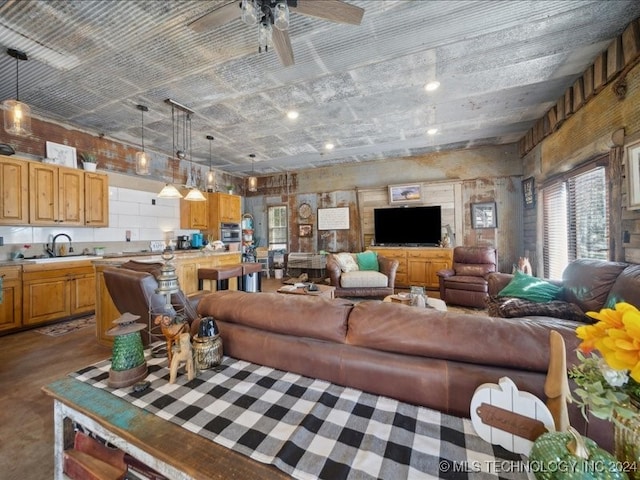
[169,332,195,384]
[154,314,188,364]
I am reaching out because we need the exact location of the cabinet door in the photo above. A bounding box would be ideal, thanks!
[59,167,85,225]
[0,267,22,331]
[176,260,199,295]
[29,163,59,224]
[85,172,109,226]
[219,193,241,222]
[426,260,451,289]
[0,157,28,225]
[23,277,70,325]
[70,273,96,315]
[180,198,208,229]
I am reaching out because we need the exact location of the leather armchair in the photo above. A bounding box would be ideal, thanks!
[326,254,399,298]
[102,261,209,344]
[436,246,497,308]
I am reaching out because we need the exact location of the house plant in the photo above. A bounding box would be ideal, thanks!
[569,302,640,477]
[79,152,98,171]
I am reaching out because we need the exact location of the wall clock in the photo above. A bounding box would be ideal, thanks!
[298,203,312,219]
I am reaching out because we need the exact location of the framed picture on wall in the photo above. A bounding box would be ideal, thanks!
[522,177,535,208]
[471,202,497,229]
[388,184,422,204]
[299,224,313,237]
[45,141,77,169]
[626,139,640,210]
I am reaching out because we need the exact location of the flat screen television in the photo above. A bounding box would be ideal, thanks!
[373,206,442,246]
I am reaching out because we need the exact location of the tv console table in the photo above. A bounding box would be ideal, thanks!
[369,246,453,289]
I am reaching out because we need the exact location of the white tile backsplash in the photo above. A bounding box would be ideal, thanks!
[0,186,194,260]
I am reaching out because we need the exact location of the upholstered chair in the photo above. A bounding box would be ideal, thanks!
[436,246,497,308]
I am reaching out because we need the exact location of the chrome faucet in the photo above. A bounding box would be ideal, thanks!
[50,233,73,257]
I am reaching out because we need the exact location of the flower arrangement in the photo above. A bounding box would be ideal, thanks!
[569,302,640,421]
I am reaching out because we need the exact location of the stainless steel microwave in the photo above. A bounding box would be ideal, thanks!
[220,222,241,242]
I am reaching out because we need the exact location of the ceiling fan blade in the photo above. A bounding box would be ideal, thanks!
[188,1,240,33]
[272,28,295,66]
[292,0,364,25]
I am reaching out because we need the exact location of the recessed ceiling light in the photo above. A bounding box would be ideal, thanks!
[427,128,438,135]
[424,81,440,92]
[325,142,334,150]
[287,110,299,120]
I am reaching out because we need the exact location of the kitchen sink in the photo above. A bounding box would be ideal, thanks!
[28,255,103,264]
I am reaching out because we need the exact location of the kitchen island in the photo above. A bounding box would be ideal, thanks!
[93,250,241,346]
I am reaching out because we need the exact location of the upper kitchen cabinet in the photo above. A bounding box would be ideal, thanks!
[208,192,241,227]
[180,196,208,230]
[0,155,29,225]
[29,163,84,225]
[85,172,109,227]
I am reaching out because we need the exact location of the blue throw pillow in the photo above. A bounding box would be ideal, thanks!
[356,251,379,271]
[497,271,561,303]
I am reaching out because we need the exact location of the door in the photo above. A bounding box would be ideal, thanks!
[59,167,85,225]
[23,277,70,325]
[0,267,22,331]
[85,172,109,226]
[29,163,59,224]
[0,157,28,225]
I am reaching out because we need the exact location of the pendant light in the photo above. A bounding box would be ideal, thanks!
[247,154,258,192]
[158,101,184,199]
[3,48,32,136]
[135,104,150,175]
[183,113,206,202]
[205,135,215,192]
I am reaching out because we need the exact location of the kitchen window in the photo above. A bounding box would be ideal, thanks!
[268,205,288,251]
[542,161,609,279]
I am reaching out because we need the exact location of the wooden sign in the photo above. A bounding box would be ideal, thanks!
[470,377,555,455]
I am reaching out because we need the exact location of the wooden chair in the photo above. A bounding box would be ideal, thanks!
[256,247,270,279]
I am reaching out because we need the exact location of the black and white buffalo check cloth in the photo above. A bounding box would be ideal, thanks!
[72,354,529,480]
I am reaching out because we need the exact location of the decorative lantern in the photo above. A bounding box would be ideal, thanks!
[106,312,148,388]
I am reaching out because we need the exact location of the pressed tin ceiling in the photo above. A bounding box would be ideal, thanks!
[0,0,639,178]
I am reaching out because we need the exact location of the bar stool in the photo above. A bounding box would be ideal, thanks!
[240,262,262,292]
[198,264,243,291]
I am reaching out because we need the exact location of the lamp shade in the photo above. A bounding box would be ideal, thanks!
[158,183,183,199]
[184,187,207,201]
[135,151,150,175]
[3,99,31,136]
[247,175,258,192]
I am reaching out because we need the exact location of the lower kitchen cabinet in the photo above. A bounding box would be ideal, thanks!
[22,261,96,326]
[0,265,23,332]
[369,246,453,289]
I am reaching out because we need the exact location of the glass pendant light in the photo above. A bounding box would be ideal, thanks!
[206,135,215,192]
[258,21,273,53]
[184,113,206,202]
[158,101,183,199]
[135,104,150,175]
[241,0,259,26]
[273,1,290,30]
[3,48,32,136]
[247,154,258,192]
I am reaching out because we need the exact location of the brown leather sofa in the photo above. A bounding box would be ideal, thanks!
[326,253,399,298]
[436,246,497,308]
[197,290,610,446]
[102,260,207,344]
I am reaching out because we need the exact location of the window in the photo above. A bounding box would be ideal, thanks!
[542,165,608,279]
[268,205,287,251]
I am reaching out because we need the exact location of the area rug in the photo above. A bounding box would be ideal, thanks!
[35,315,95,337]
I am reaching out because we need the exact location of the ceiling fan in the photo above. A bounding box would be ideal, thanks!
[188,0,364,66]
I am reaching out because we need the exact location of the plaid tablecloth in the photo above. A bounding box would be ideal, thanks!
[71,354,529,480]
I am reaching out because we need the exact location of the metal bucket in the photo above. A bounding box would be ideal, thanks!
[192,334,223,372]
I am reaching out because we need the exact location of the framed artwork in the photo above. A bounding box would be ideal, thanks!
[471,202,497,229]
[45,141,77,168]
[626,140,640,210]
[522,177,535,208]
[298,224,313,237]
[318,207,350,230]
[388,184,421,204]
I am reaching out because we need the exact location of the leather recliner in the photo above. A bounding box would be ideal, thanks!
[436,246,497,308]
[102,261,208,344]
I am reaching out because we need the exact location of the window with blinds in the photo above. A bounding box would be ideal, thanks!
[268,205,288,250]
[542,165,608,279]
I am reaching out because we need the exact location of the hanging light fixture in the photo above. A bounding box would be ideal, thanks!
[241,1,289,53]
[135,104,150,175]
[158,100,185,199]
[3,48,32,136]
[247,154,258,192]
[205,135,215,192]
[183,113,206,202]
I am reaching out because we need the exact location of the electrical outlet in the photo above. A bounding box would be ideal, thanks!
[0,236,3,246]
[126,230,131,242]
[152,199,156,205]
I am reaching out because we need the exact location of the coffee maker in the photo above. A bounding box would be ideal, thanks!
[177,235,191,250]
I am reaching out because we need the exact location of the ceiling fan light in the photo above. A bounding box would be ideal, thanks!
[158,183,183,199]
[274,2,290,30]
[241,0,259,26]
[3,99,31,136]
[184,187,207,201]
[135,151,150,175]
